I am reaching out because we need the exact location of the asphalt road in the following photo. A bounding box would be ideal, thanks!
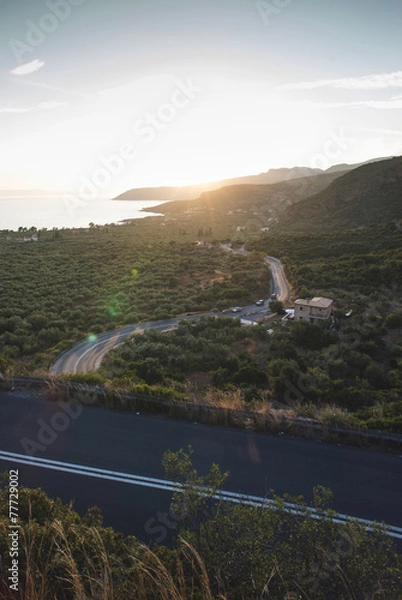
[1,391,401,544]
[51,317,200,375]
[223,245,291,303]
[265,255,292,303]
[51,251,289,375]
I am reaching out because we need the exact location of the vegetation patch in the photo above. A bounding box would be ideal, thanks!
[0,225,269,374]
[101,315,402,432]
[1,449,401,599]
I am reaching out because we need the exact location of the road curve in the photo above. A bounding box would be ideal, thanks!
[265,255,292,303]
[51,316,212,376]
[222,245,291,303]
[51,251,292,375]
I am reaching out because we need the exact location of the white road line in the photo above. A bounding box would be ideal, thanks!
[1,450,401,539]
[93,323,181,370]
[72,339,107,374]
[53,251,291,375]
[93,338,130,371]
[76,321,182,372]
[0,450,179,492]
[74,334,123,374]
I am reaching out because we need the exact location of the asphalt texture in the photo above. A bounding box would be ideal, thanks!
[1,390,401,544]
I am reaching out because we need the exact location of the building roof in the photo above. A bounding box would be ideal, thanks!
[295,297,333,309]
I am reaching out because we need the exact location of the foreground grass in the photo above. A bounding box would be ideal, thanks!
[1,457,402,600]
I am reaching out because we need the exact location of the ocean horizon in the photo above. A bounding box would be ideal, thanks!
[0,197,165,231]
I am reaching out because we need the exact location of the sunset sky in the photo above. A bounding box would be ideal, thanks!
[1,0,402,198]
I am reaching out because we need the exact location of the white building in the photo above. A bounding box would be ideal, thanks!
[294,297,333,324]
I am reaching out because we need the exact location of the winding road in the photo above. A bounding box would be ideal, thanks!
[4,252,402,547]
[265,255,291,303]
[51,251,291,376]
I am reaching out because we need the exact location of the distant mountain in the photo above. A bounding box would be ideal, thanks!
[114,167,322,201]
[280,156,402,230]
[113,166,356,202]
[115,184,213,202]
[114,157,389,202]
[325,156,393,174]
[219,166,322,186]
[145,170,350,218]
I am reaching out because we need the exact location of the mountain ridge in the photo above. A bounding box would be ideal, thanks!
[114,157,389,202]
[279,156,402,231]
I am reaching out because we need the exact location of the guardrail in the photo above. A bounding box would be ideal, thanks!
[2,375,402,452]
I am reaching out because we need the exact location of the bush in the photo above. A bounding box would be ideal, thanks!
[59,373,107,386]
[385,312,402,329]
[269,299,285,314]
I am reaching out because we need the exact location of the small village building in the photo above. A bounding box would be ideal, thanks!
[294,297,333,324]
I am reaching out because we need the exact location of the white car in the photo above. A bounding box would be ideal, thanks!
[255,299,264,306]
[232,307,242,313]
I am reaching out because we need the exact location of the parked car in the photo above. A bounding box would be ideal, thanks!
[256,299,264,306]
[232,307,242,313]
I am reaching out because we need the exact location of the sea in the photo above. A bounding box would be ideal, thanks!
[0,197,165,231]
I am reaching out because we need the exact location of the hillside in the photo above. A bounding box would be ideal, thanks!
[146,170,349,217]
[114,167,323,201]
[279,156,402,231]
[114,157,389,202]
[114,164,377,202]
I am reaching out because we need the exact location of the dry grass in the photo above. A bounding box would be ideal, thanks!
[202,388,246,410]
[294,402,352,429]
[1,499,400,600]
[0,519,223,600]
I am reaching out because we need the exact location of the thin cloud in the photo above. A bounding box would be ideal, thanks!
[0,101,67,114]
[314,98,402,110]
[353,127,402,136]
[0,107,31,114]
[38,101,68,110]
[12,78,92,101]
[277,71,402,91]
[359,99,402,109]
[10,60,45,76]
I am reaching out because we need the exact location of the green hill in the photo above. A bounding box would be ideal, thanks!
[114,166,323,201]
[280,156,402,231]
[146,170,349,217]
[114,160,387,202]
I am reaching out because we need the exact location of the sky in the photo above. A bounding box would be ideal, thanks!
[0,0,401,198]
